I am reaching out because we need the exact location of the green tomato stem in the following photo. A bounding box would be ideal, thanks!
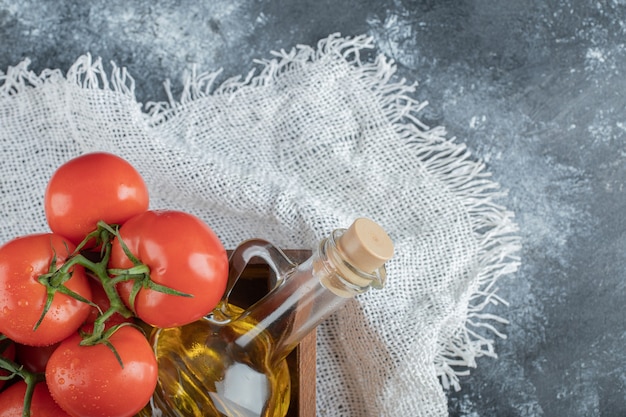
[21,370,44,417]
[34,220,193,354]
[0,352,44,417]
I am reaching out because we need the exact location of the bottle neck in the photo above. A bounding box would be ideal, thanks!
[231,229,386,364]
[318,229,387,296]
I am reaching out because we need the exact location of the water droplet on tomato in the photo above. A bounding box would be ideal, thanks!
[58,377,65,385]
[17,299,29,307]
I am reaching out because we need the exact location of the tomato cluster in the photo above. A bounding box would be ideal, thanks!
[0,153,229,417]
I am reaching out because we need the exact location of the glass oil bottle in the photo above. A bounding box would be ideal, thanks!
[137,217,394,417]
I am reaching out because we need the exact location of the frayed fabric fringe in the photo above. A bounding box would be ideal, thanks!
[0,32,521,393]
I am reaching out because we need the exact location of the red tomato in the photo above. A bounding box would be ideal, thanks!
[46,326,157,417]
[44,152,149,245]
[0,340,16,390]
[0,233,92,346]
[0,380,72,417]
[109,210,228,328]
[15,342,59,374]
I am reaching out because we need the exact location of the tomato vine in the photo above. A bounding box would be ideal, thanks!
[0,336,44,417]
[0,152,229,417]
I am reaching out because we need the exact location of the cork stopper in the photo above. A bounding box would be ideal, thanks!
[337,218,394,274]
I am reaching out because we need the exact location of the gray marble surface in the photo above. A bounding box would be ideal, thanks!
[1,1,625,416]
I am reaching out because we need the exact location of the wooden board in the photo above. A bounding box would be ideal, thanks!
[227,250,315,417]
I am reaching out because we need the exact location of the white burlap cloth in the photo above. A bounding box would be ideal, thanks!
[0,34,520,416]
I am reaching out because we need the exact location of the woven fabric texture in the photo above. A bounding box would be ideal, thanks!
[0,34,520,416]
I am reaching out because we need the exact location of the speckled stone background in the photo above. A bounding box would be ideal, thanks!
[1,1,625,416]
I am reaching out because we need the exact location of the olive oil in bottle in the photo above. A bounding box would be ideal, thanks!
[143,310,290,417]
[139,218,394,417]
